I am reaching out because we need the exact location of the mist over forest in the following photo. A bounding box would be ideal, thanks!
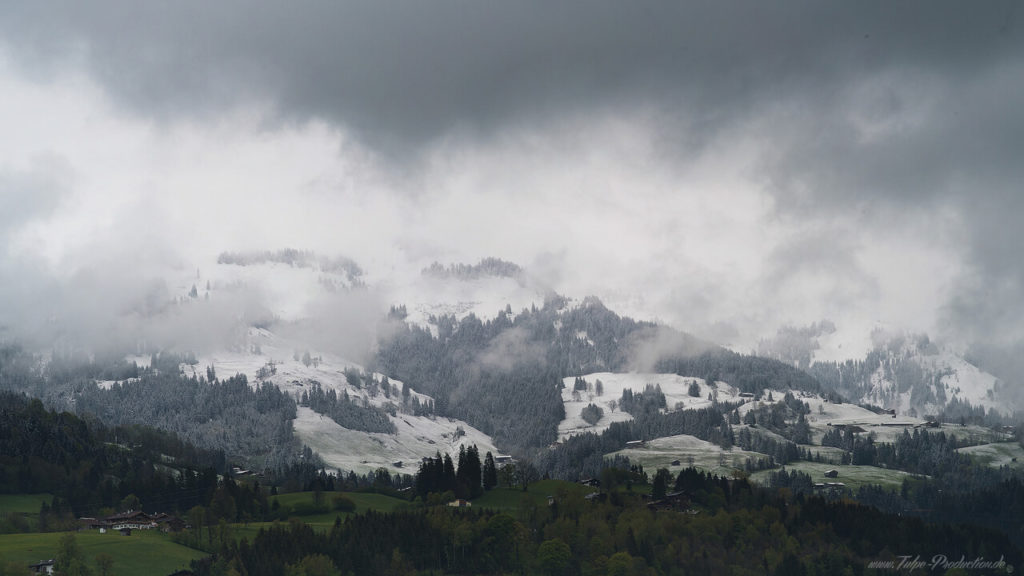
[2,2,1024,574]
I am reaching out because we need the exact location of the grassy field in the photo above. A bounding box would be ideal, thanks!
[270,491,407,515]
[608,434,772,477]
[0,529,206,575]
[472,480,597,511]
[0,494,52,515]
[799,445,846,464]
[943,425,1013,445]
[958,441,1024,469]
[230,490,411,541]
[749,461,921,491]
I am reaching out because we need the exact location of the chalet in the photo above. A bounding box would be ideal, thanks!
[579,478,600,487]
[824,469,839,478]
[834,424,866,434]
[739,392,755,399]
[27,559,54,574]
[105,510,157,531]
[447,499,472,508]
[77,517,110,532]
[151,513,187,533]
[495,455,513,465]
[671,460,681,466]
[625,440,646,449]
[392,461,403,468]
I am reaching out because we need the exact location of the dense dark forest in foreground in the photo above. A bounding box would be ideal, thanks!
[1,389,1022,575]
[194,468,1021,576]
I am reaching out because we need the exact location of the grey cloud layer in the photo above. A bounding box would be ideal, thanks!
[2,1,1023,375]
[4,2,1018,148]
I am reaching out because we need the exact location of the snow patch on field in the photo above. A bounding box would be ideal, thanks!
[558,372,737,440]
[609,434,769,475]
[958,442,1024,469]
[803,400,924,444]
[293,406,498,475]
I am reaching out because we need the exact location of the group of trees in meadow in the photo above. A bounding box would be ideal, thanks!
[414,444,498,501]
[737,391,813,444]
[618,384,667,416]
[298,382,396,434]
[579,403,604,425]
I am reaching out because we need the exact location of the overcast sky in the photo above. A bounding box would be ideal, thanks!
[1,1,1022,362]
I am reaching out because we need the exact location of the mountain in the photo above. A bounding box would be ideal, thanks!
[805,331,1020,419]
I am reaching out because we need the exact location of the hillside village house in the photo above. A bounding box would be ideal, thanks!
[78,510,187,533]
[106,510,158,530]
[27,559,54,574]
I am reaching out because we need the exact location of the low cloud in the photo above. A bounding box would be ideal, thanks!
[477,327,547,373]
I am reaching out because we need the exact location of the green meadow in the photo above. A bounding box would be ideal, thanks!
[0,530,205,575]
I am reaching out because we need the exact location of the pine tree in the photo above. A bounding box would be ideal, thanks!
[443,454,456,493]
[483,452,497,491]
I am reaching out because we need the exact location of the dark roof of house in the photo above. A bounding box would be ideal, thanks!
[106,510,150,521]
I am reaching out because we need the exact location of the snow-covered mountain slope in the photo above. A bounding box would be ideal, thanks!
[557,371,978,447]
[184,327,498,474]
[807,332,1016,417]
[294,407,498,476]
[864,345,1004,415]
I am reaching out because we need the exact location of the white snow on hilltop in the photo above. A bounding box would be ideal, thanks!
[385,274,547,331]
[859,341,1011,417]
[558,372,737,440]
